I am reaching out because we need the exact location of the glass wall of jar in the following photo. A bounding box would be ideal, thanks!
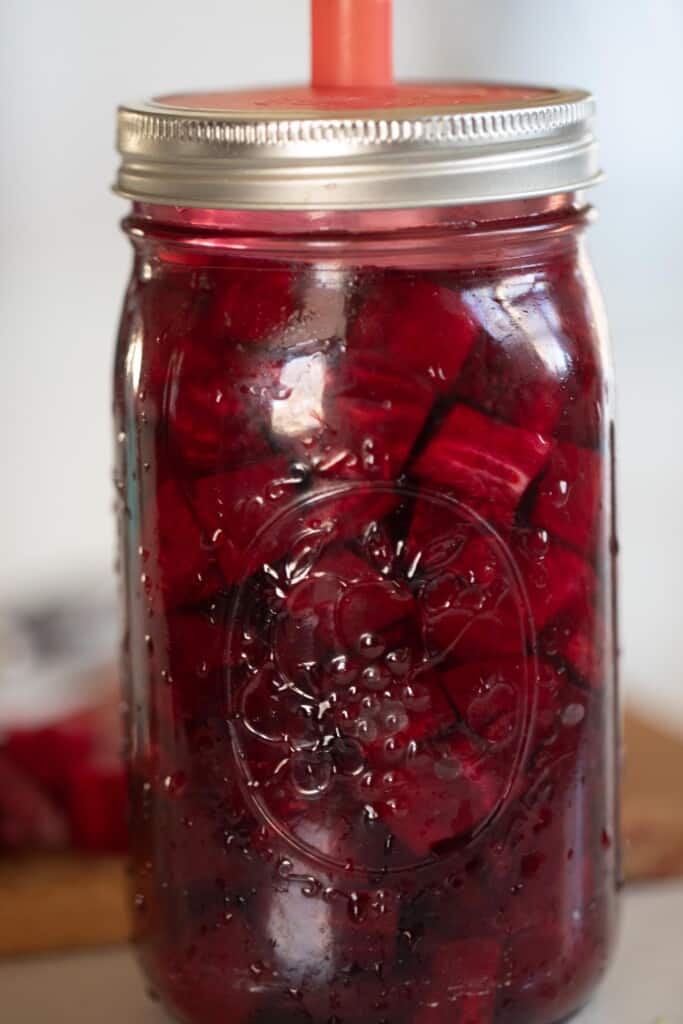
[113,194,618,1024]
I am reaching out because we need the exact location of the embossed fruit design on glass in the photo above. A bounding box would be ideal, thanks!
[113,48,618,1024]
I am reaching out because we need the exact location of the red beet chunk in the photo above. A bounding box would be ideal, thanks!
[300,275,478,487]
[439,658,532,753]
[532,441,603,555]
[189,457,303,585]
[339,668,458,779]
[154,911,260,1024]
[68,758,128,852]
[276,543,415,689]
[453,275,573,435]
[412,405,551,526]
[166,608,227,682]
[374,731,503,858]
[337,573,415,656]
[283,359,434,488]
[165,343,277,472]
[4,698,127,854]
[416,522,596,664]
[4,720,93,791]
[541,605,606,690]
[563,618,605,688]
[138,265,200,347]
[327,364,434,482]
[298,485,399,553]
[0,753,69,850]
[439,656,586,788]
[348,276,478,395]
[420,936,500,1024]
[205,264,296,344]
[160,608,236,723]
[153,478,224,610]
[549,259,606,449]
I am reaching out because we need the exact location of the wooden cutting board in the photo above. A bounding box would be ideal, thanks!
[621,708,683,881]
[1,709,682,957]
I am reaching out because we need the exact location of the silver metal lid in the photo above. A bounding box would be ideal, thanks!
[114,83,601,211]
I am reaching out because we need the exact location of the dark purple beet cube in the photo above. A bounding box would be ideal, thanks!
[423,936,501,1023]
[532,440,603,555]
[417,526,596,664]
[206,264,296,344]
[153,478,224,610]
[165,343,277,472]
[189,457,303,585]
[453,275,572,435]
[348,276,478,395]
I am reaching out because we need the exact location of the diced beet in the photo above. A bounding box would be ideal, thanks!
[298,485,399,551]
[412,405,551,526]
[324,364,435,482]
[166,608,226,678]
[438,656,589,806]
[549,260,606,449]
[205,264,296,344]
[439,658,531,752]
[532,441,603,555]
[153,478,224,610]
[416,524,596,664]
[348,276,478,395]
[335,888,400,969]
[337,571,415,654]
[421,936,500,1024]
[4,720,94,791]
[160,609,232,723]
[3,698,127,854]
[563,619,605,689]
[165,343,276,472]
[67,757,128,852]
[278,545,373,664]
[188,458,303,585]
[274,541,415,686]
[138,265,200,347]
[0,753,69,850]
[154,910,261,1024]
[541,605,606,690]
[374,732,503,858]
[404,498,479,581]
[453,274,573,434]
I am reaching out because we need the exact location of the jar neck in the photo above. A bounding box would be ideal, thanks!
[124,194,592,271]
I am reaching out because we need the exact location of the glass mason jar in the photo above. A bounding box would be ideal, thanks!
[114,86,618,1024]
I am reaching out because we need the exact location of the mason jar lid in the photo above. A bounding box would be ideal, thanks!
[114,82,601,211]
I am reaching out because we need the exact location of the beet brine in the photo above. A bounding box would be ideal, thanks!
[114,83,617,1024]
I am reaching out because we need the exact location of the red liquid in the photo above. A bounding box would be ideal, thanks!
[114,200,618,1024]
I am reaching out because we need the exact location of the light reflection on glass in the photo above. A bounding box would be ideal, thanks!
[125,316,144,395]
[271,353,327,438]
[463,276,571,380]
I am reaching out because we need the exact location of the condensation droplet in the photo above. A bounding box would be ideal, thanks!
[290,750,332,797]
[561,703,585,727]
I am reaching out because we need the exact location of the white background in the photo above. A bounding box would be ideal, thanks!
[1,0,682,725]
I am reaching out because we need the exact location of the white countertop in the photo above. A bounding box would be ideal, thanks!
[2,881,682,1024]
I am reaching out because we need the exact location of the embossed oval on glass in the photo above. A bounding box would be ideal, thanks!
[114,182,618,1023]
